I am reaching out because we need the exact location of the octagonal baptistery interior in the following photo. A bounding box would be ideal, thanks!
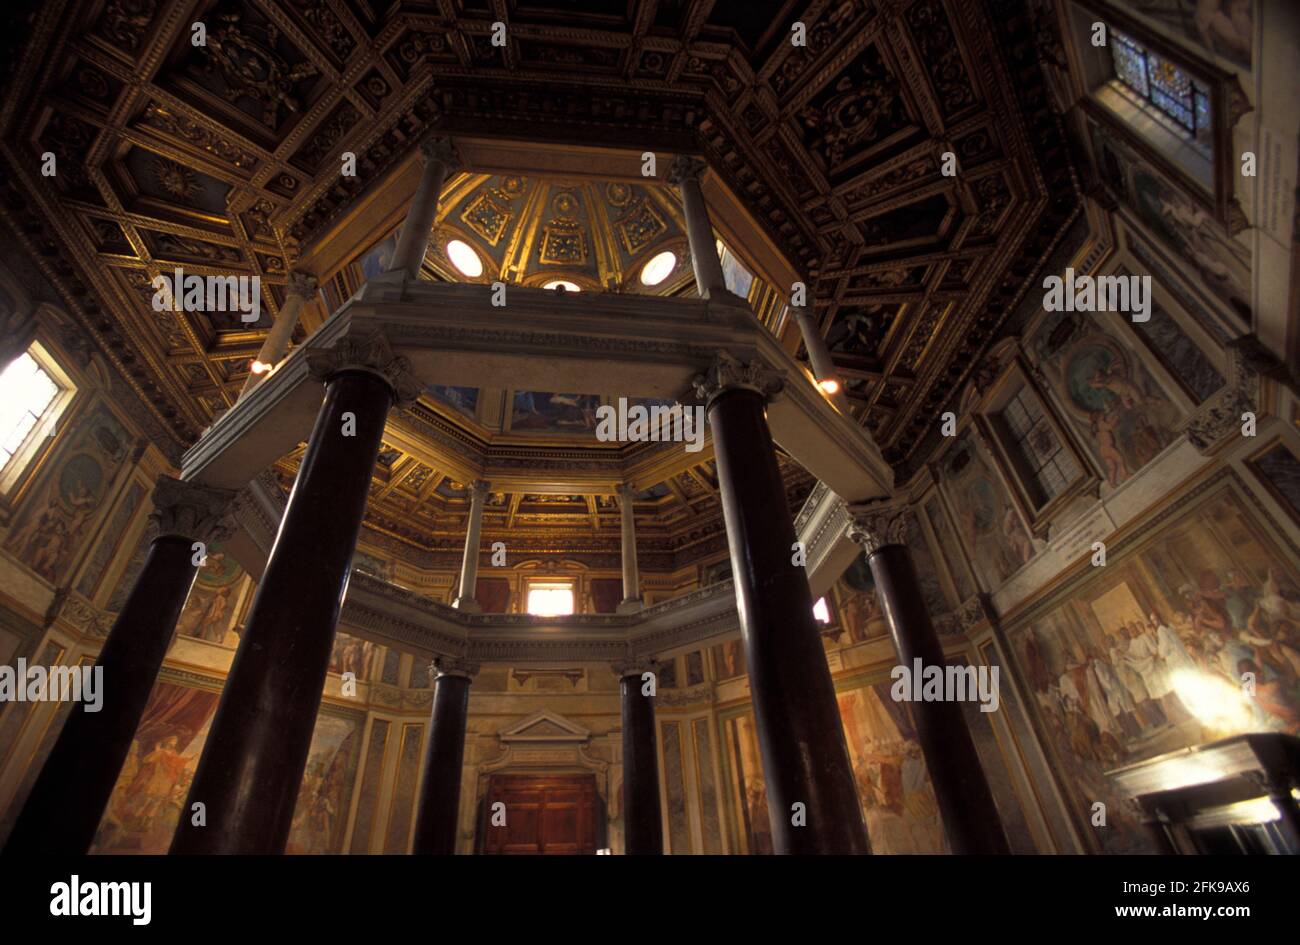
[0,0,1298,858]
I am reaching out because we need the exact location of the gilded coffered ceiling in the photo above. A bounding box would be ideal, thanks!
[0,0,1079,563]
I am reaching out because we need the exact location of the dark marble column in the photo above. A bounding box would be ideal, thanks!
[170,332,420,854]
[411,657,478,855]
[616,660,662,855]
[4,476,235,855]
[694,353,870,855]
[848,501,1010,854]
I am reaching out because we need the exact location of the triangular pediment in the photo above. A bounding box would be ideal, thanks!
[500,709,591,744]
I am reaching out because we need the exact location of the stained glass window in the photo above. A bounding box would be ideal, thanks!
[1111,31,1211,146]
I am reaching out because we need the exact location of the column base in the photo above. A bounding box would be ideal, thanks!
[616,598,644,614]
[452,596,482,614]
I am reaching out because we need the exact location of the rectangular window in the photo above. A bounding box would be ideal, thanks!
[527,582,575,617]
[1111,30,1212,150]
[0,343,75,492]
[996,387,1081,510]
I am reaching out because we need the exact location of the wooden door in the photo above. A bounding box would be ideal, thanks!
[481,774,599,854]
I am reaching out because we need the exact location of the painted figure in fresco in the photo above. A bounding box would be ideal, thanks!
[899,741,945,853]
[1237,658,1300,732]
[855,741,911,852]
[1090,409,1130,487]
[744,778,773,854]
[1151,613,1197,723]
[176,587,233,643]
[123,735,190,828]
[1002,505,1033,566]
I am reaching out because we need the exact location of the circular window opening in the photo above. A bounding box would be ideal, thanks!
[639,251,677,286]
[542,280,581,292]
[446,239,483,277]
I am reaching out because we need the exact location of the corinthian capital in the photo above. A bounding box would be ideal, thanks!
[305,330,422,405]
[611,658,658,679]
[433,655,480,680]
[845,499,911,555]
[419,135,461,170]
[468,479,491,500]
[284,270,318,300]
[692,352,784,407]
[149,475,238,543]
[667,155,707,186]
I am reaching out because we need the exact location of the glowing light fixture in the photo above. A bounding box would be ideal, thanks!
[543,280,581,292]
[817,378,841,395]
[813,597,831,624]
[250,360,273,375]
[640,251,676,286]
[446,239,483,277]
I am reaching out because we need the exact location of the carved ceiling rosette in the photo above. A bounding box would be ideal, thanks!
[845,499,912,555]
[305,330,422,406]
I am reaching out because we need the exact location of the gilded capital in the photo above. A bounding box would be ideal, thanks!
[692,352,784,407]
[149,475,238,543]
[305,330,422,405]
[846,499,911,555]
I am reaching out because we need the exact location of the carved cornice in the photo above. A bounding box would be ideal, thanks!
[305,329,422,405]
[845,499,910,555]
[691,352,784,408]
[149,475,238,543]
